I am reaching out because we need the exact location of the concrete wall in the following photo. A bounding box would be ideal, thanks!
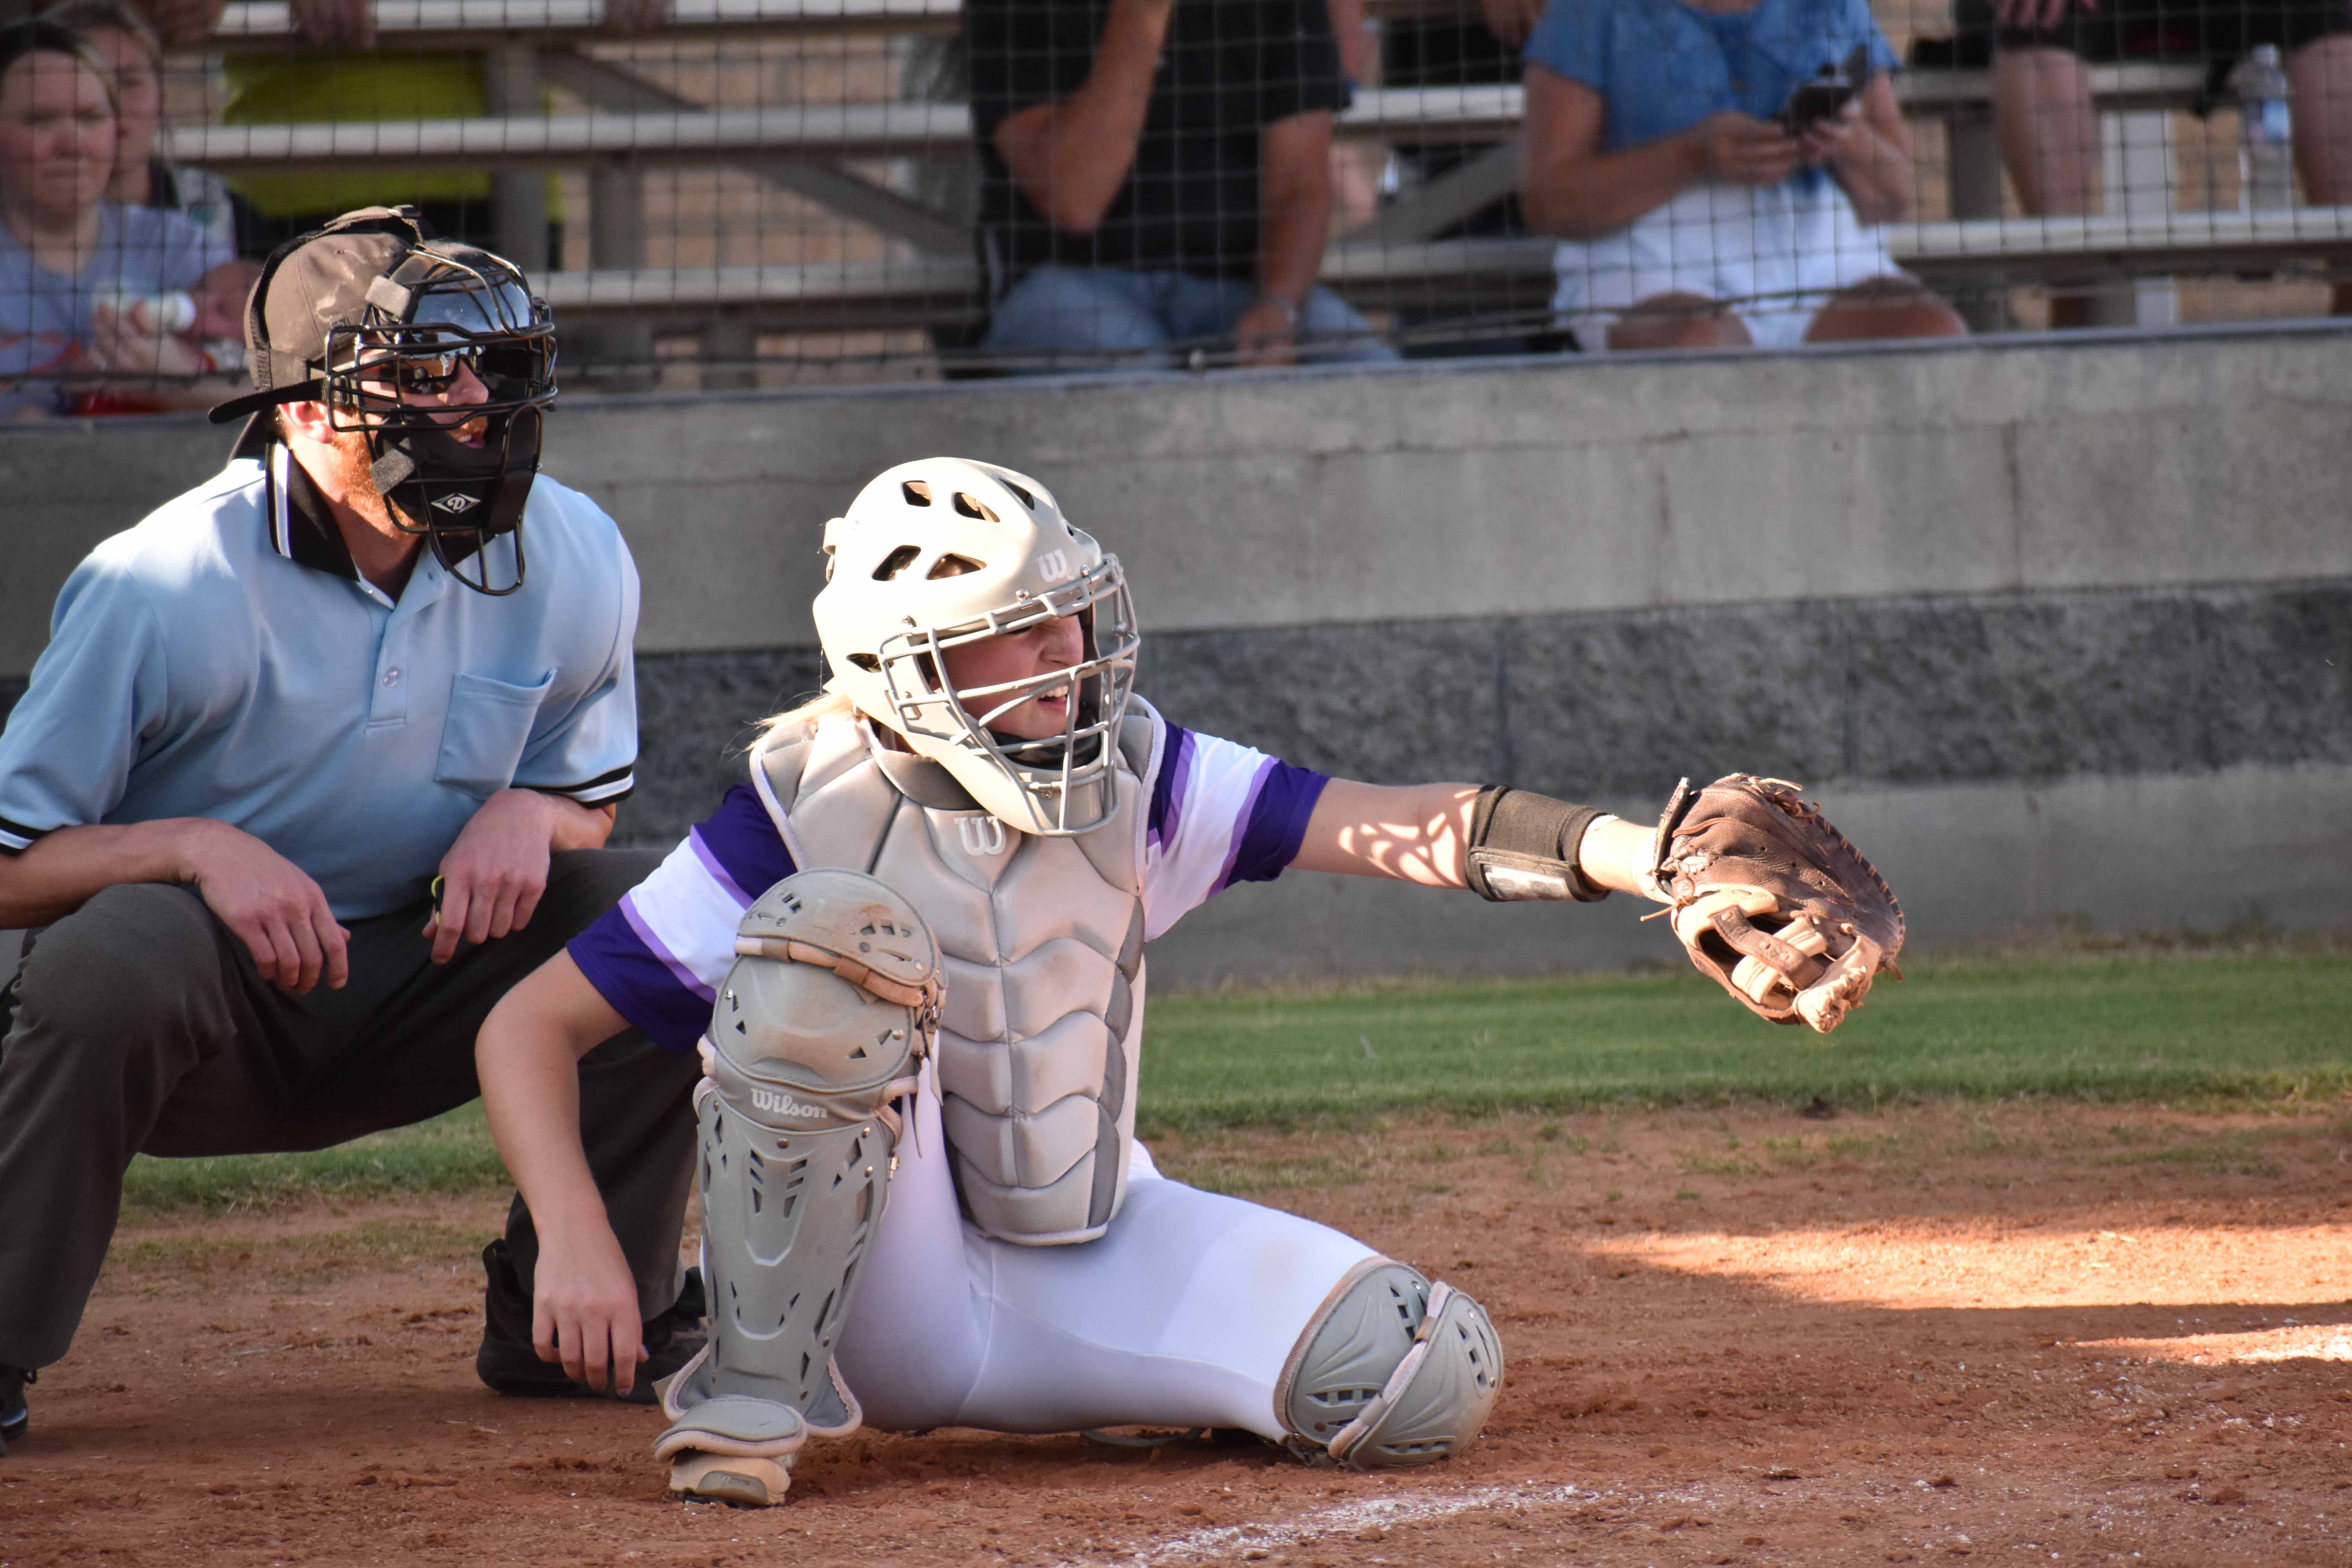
[5,323,2348,981]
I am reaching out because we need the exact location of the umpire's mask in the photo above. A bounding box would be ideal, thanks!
[209,206,558,597]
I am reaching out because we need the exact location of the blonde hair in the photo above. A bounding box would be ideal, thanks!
[751,684,858,750]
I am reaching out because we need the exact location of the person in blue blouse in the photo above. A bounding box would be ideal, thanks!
[1517,0,1966,351]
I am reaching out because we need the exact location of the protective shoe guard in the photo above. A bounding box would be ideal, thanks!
[657,1340,864,1438]
[654,1394,807,1507]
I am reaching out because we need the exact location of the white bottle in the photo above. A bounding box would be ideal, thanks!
[92,291,199,334]
[2231,44,2296,211]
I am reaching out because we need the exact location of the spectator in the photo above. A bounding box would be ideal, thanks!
[41,0,257,257]
[966,0,1400,370]
[1519,0,1965,350]
[1957,0,2352,320]
[0,18,241,417]
[89,0,665,265]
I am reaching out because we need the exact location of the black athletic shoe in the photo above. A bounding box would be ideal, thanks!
[475,1240,706,1405]
[0,1365,33,1456]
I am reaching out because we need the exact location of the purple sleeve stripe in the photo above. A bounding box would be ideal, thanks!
[621,892,718,1004]
[1209,757,1276,897]
[566,918,713,1058]
[1147,725,1197,850]
[1220,761,1332,890]
[692,784,800,902]
[688,826,757,909]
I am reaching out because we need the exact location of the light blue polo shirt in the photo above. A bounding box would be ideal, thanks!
[0,441,641,920]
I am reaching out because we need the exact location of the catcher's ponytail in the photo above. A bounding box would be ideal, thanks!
[750,684,858,749]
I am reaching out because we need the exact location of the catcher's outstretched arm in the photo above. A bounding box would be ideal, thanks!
[1291,779,1652,896]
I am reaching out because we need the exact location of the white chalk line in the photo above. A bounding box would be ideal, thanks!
[1058,1477,1728,1567]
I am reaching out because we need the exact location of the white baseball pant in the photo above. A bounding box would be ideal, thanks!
[829,1065,1380,1439]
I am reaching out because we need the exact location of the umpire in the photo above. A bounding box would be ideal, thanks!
[0,208,701,1455]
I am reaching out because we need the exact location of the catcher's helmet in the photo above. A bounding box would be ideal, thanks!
[811,457,1140,837]
[211,206,557,596]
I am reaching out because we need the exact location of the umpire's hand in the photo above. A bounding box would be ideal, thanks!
[425,789,564,964]
[181,820,351,993]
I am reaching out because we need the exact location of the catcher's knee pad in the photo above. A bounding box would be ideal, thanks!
[658,869,942,1498]
[1276,1259,1503,1469]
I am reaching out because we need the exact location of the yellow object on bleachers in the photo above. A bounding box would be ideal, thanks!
[220,51,564,225]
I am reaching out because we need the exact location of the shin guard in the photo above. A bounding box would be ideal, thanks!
[656,870,942,1503]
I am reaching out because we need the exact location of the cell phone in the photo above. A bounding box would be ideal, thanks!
[1780,43,1874,134]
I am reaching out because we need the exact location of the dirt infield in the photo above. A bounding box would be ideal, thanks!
[5,1101,2350,1567]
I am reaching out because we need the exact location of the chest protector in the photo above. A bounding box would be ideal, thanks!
[751,700,1163,1245]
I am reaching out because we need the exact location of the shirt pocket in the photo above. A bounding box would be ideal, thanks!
[435,670,554,799]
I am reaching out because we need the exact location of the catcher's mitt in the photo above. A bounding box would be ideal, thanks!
[1643,775,1904,1034]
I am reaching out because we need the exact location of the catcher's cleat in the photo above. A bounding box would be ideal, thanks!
[657,1395,807,1507]
[475,1246,706,1403]
[0,1364,33,1456]
[666,1451,795,1508]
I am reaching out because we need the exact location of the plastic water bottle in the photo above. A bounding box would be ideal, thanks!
[2232,44,2296,211]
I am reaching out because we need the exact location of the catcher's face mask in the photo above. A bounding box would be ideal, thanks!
[811,457,1141,837]
[211,207,559,597]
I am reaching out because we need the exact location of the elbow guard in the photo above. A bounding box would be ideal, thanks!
[1464,785,1612,903]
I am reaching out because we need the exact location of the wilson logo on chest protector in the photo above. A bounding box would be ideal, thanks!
[750,1087,826,1120]
[958,816,1008,856]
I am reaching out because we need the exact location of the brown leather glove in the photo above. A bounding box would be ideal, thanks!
[1643,775,1904,1034]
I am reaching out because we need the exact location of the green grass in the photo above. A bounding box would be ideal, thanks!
[121,1101,506,1217]
[1131,951,2352,1134]
[116,949,2352,1215]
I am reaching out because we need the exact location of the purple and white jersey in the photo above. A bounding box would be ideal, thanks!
[571,721,1330,1054]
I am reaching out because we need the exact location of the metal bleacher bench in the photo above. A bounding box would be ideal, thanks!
[523,207,2352,335]
[203,0,968,47]
[178,1,2348,338]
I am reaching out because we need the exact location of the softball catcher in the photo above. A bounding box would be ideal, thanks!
[475,456,1899,1505]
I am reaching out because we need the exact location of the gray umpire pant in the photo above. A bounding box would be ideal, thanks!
[0,848,700,1372]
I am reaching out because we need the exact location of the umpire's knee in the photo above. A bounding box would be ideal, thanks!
[9,884,227,1063]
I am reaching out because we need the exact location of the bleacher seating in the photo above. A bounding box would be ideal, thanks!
[168,0,2348,358]
[156,69,2207,172]
[526,208,2352,338]
[203,0,966,47]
